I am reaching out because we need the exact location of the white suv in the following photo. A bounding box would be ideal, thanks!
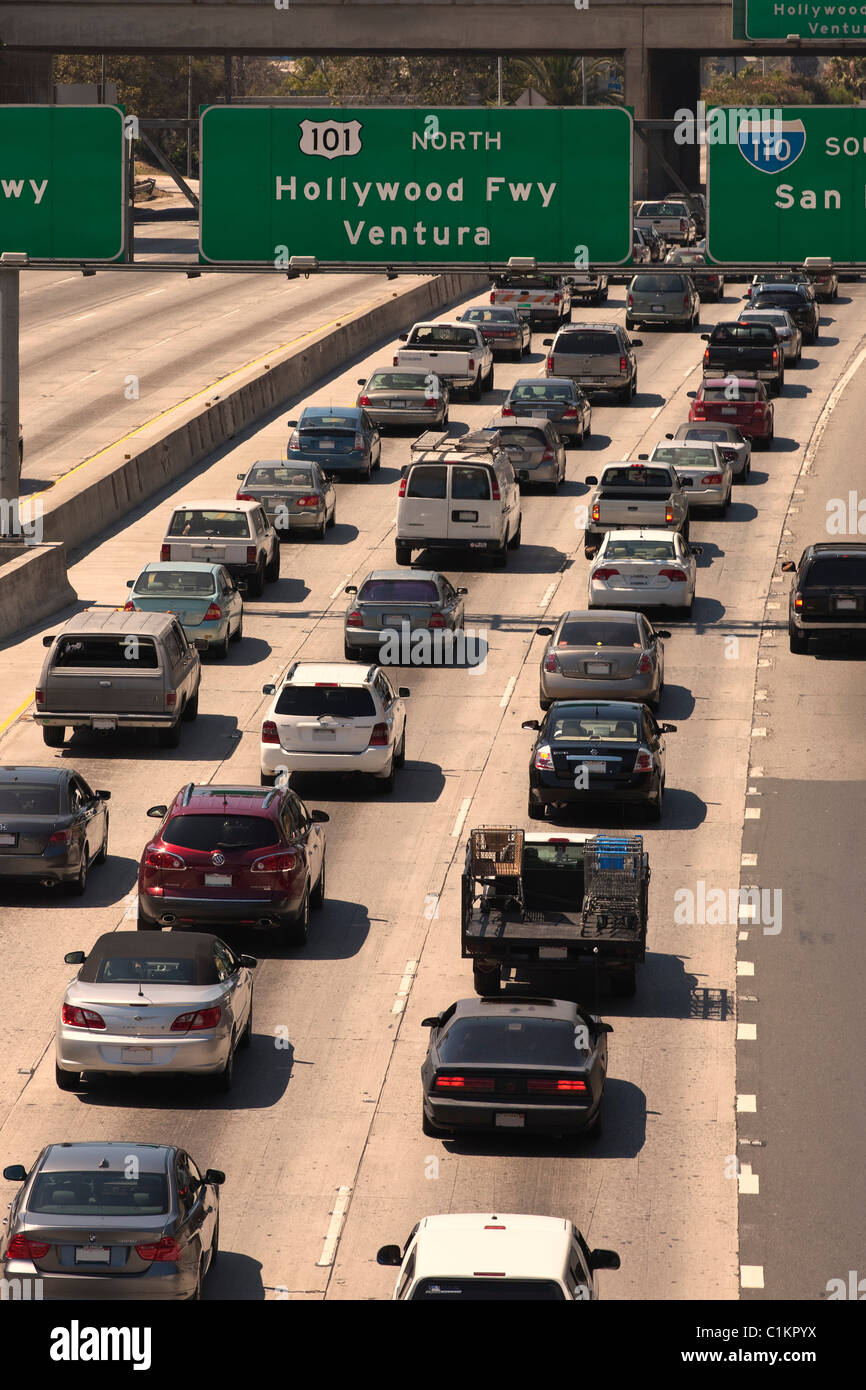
[162,498,280,598]
[260,662,410,793]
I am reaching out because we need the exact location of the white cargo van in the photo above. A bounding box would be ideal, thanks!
[395,431,521,568]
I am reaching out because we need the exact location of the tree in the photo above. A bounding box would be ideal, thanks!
[509,56,625,106]
[701,66,853,108]
[824,55,866,100]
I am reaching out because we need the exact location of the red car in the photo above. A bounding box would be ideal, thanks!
[687,377,774,451]
[137,784,328,946]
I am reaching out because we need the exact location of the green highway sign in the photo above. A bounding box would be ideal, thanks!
[199,106,633,266]
[707,106,866,263]
[741,0,866,39]
[0,106,125,261]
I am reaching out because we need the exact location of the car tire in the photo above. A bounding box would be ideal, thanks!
[95,815,109,865]
[646,779,663,822]
[316,515,327,540]
[508,518,522,550]
[469,372,483,402]
[625,314,635,330]
[422,1106,447,1138]
[215,1041,235,1093]
[284,889,310,947]
[344,639,365,662]
[327,504,337,528]
[260,769,277,786]
[240,994,253,1049]
[483,366,494,392]
[209,1217,220,1272]
[539,695,552,711]
[248,561,265,598]
[43,726,64,747]
[184,687,200,719]
[265,543,281,583]
[66,852,88,896]
[473,963,501,997]
[311,853,326,908]
[528,799,546,821]
[586,1107,603,1140]
[394,725,407,767]
[492,541,508,567]
[55,1063,79,1091]
[373,446,381,472]
[159,719,182,749]
[395,544,411,567]
[374,756,396,794]
[136,910,158,931]
[789,625,808,654]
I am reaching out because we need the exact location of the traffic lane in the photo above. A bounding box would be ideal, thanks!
[19,269,438,486]
[0,296,857,1295]
[737,343,866,1300]
[0,312,746,1295]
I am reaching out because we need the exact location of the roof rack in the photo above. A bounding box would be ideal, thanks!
[410,429,502,457]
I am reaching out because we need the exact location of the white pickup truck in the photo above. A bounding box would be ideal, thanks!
[395,321,494,400]
[489,273,572,326]
[633,198,696,247]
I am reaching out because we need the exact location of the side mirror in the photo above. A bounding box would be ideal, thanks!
[598,1021,614,1034]
[457,587,469,595]
[398,333,408,342]
[585,475,598,486]
[659,723,678,733]
[542,338,553,346]
[345,585,358,594]
[398,687,411,698]
[590,1248,621,1272]
[781,560,796,572]
[262,683,276,695]
[665,433,674,440]
[310,809,330,823]
[239,954,259,969]
[146,805,167,819]
[96,790,111,801]
[637,453,648,461]
[204,1169,226,1186]
[377,1244,403,1267]
[686,390,697,399]
[237,473,245,480]
[631,339,643,346]
[64,951,86,965]
[537,626,554,636]
[357,379,366,386]
[2,1165,27,1183]
[126,578,134,588]
[585,547,597,560]
[700,333,710,341]
[286,419,298,428]
[690,544,703,555]
[522,719,540,731]
[236,581,248,594]
[655,629,672,639]
[42,635,55,647]
[420,1015,441,1028]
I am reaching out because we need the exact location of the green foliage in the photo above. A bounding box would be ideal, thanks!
[702,65,856,108]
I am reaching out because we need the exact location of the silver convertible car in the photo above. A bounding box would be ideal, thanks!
[1,1141,224,1301]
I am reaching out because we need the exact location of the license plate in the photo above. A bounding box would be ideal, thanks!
[92,719,116,731]
[317,440,335,449]
[470,541,486,548]
[385,614,405,626]
[721,407,737,416]
[76,1246,110,1264]
[456,511,478,522]
[391,400,409,409]
[0,833,15,846]
[585,662,611,674]
[313,728,336,740]
[121,1047,152,1063]
[835,598,857,611]
[539,945,568,960]
[629,576,649,585]
[205,873,232,886]
[584,761,607,773]
[652,303,665,311]
[496,1113,525,1128]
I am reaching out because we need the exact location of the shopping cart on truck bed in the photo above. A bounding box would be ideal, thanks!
[466,826,526,915]
[580,836,644,934]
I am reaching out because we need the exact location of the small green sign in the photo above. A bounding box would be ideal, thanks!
[743,0,866,39]
[199,106,633,266]
[707,106,866,262]
[0,106,125,261]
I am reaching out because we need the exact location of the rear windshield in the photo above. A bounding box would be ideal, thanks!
[681,427,739,442]
[510,383,573,403]
[358,579,439,603]
[553,331,619,354]
[408,326,478,347]
[639,201,687,217]
[162,814,280,852]
[406,465,447,500]
[603,539,677,562]
[52,636,160,669]
[438,1016,587,1065]
[652,447,716,469]
[710,323,776,343]
[168,509,250,539]
[247,465,314,487]
[601,466,673,487]
[669,253,703,264]
[493,275,558,290]
[367,372,426,390]
[412,1279,565,1301]
[702,386,759,402]
[559,618,642,646]
[300,413,359,428]
[462,308,516,323]
[91,956,198,986]
[495,428,548,447]
[805,558,866,587]
[451,467,490,501]
[740,313,789,330]
[548,713,640,741]
[752,291,803,308]
[0,784,60,814]
[29,1171,169,1217]
[274,686,377,718]
[134,570,216,597]
[632,274,686,293]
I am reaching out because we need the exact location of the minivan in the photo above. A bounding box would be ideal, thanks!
[395,431,521,567]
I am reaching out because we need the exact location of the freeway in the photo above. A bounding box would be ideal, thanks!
[0,278,863,1302]
[19,217,434,491]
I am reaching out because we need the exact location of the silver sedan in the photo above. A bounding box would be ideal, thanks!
[356,368,449,431]
[344,570,467,661]
[738,308,802,365]
[55,931,256,1090]
[536,609,669,709]
[237,459,336,539]
[484,414,566,490]
[644,442,733,517]
[667,422,751,483]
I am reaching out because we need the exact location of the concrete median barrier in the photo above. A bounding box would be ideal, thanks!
[0,542,76,644]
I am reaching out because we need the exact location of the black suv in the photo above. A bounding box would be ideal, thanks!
[782,543,866,652]
[750,286,820,345]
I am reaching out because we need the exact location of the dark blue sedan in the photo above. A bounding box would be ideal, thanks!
[287,405,381,481]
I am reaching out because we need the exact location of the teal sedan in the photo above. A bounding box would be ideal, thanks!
[124,562,244,659]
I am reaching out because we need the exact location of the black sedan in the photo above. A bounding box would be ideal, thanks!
[522,700,676,823]
[421,996,611,1140]
[0,766,110,895]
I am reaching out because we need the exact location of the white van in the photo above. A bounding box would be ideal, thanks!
[395,431,522,568]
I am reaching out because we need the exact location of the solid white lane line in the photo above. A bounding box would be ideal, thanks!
[316,1186,352,1267]
[538,581,557,610]
[74,312,97,321]
[330,577,350,601]
[451,797,471,840]
[499,675,516,709]
[391,959,418,1014]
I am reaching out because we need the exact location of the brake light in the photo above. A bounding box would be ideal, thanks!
[169,1005,222,1033]
[683,294,690,309]
[591,503,600,524]
[544,651,558,672]
[6,1234,50,1259]
[794,593,803,611]
[541,449,555,462]
[627,293,633,308]
[136,1237,182,1263]
[261,720,279,744]
[703,348,710,367]
[428,613,446,629]
[659,568,687,582]
[546,356,554,371]
[635,749,654,771]
[358,394,371,407]
[346,610,364,628]
[752,403,765,418]
[619,356,627,372]
[434,1075,495,1092]
[145,849,186,870]
[534,743,553,770]
[203,603,222,621]
[354,433,364,450]
[552,292,561,305]
[468,358,475,372]
[165,691,177,709]
[246,546,257,564]
[592,567,620,581]
[680,218,687,233]
[692,404,706,419]
[369,722,390,747]
[491,480,500,500]
[772,348,779,365]
[123,599,136,611]
[392,355,399,367]
[49,828,72,845]
[563,407,578,418]
[288,431,300,450]
[701,473,722,485]
[665,505,674,524]
[61,1004,106,1030]
[424,398,437,408]
[236,492,254,502]
[160,545,170,561]
[501,405,514,416]
[296,495,320,507]
[252,852,297,875]
[489,290,496,303]
[35,688,44,706]
[637,653,652,674]
[398,477,408,497]
[527,1078,588,1093]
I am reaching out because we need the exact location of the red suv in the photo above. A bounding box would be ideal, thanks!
[137,784,328,947]
[687,377,774,451]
